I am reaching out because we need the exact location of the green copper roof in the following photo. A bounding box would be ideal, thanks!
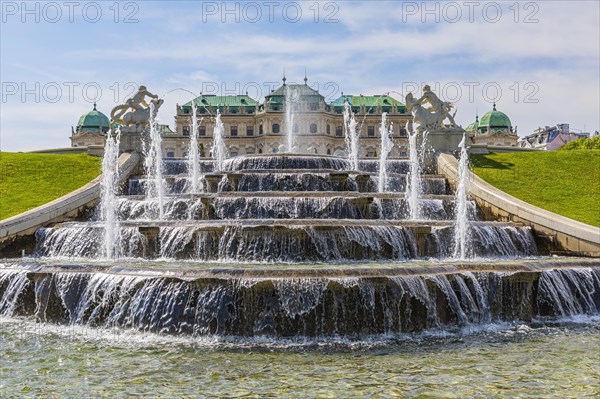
[158,124,174,134]
[183,95,258,110]
[77,103,110,128]
[465,116,480,132]
[478,104,512,129]
[267,83,323,100]
[332,95,406,111]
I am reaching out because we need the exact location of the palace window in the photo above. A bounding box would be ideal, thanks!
[166,151,175,159]
[310,123,317,134]
[183,126,190,136]
[230,151,238,157]
[368,126,375,137]
[246,126,254,136]
[336,126,343,137]
[272,123,280,134]
[231,126,238,136]
[399,128,407,137]
[326,124,331,134]
[327,149,331,155]
[366,149,377,158]
[259,124,264,135]
[198,126,206,136]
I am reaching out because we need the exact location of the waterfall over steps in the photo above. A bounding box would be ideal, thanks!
[1,265,598,337]
[2,153,597,339]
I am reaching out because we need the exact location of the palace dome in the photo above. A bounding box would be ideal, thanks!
[478,104,512,130]
[465,116,480,132]
[77,103,110,129]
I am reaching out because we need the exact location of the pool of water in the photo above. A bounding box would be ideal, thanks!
[1,318,598,398]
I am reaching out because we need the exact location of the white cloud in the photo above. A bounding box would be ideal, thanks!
[1,1,598,151]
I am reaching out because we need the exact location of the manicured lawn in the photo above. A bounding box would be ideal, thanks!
[0,152,101,220]
[471,151,600,227]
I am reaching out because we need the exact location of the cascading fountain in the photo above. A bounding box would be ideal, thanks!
[378,113,393,193]
[187,102,203,194]
[453,133,471,259]
[1,85,597,347]
[100,129,121,259]
[406,125,423,220]
[343,101,359,171]
[213,109,226,172]
[1,85,597,399]
[285,85,296,153]
[144,101,166,219]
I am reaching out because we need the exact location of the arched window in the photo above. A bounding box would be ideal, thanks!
[259,124,264,135]
[327,149,331,155]
[272,123,280,134]
[326,124,331,134]
[310,123,317,133]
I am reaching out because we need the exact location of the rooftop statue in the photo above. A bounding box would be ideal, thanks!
[405,85,457,134]
[110,85,162,129]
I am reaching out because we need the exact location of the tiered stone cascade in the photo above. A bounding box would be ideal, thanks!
[35,154,538,262]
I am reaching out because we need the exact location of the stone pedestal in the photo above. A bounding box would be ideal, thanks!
[118,126,146,153]
[419,128,465,173]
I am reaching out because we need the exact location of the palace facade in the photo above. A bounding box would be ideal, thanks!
[162,79,412,159]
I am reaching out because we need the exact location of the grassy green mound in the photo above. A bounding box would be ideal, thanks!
[0,152,101,220]
[558,136,600,150]
[471,151,600,227]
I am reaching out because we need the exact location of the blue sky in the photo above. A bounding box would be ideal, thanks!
[1,0,599,151]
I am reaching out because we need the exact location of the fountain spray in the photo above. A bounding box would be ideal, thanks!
[453,133,471,259]
[406,123,423,220]
[188,102,203,194]
[285,85,296,153]
[343,101,359,171]
[378,113,393,193]
[144,101,166,219]
[100,129,121,259]
[213,109,227,172]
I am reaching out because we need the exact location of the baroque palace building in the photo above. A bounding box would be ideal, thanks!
[163,78,412,159]
[70,79,422,158]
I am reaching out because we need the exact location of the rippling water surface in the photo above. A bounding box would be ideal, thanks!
[1,318,598,398]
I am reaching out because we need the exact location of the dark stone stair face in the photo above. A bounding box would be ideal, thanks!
[128,173,448,196]
[34,222,537,262]
[2,267,597,338]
